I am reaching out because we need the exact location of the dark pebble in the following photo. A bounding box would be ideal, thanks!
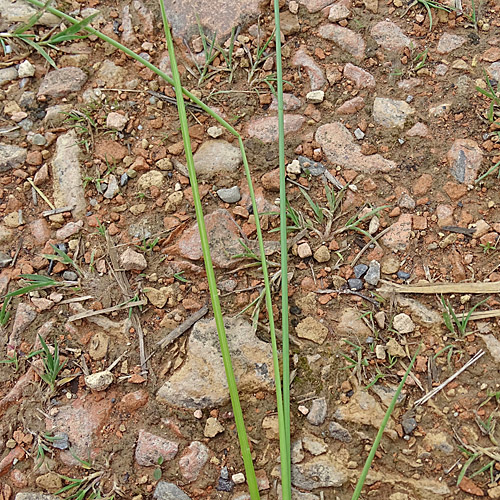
[402,417,417,435]
[353,264,368,279]
[52,433,69,450]
[348,278,363,291]
[120,173,129,187]
[397,271,411,280]
[290,306,302,315]
[298,156,325,176]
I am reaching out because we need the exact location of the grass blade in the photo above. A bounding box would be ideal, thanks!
[351,345,421,500]
[158,4,259,498]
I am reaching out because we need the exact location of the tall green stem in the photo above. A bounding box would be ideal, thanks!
[273,0,291,492]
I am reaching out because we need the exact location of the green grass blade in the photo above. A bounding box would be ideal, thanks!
[273,1,291,497]
[45,11,97,44]
[351,345,421,500]
[18,34,57,68]
[159,4,259,498]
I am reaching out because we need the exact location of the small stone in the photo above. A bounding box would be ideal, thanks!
[62,271,78,281]
[35,471,62,492]
[120,248,147,271]
[397,271,411,280]
[84,370,113,391]
[436,32,466,54]
[313,245,330,263]
[153,481,191,500]
[328,3,350,22]
[103,174,119,199]
[179,441,209,483]
[402,416,417,435]
[18,60,36,78]
[368,216,380,235]
[137,171,164,191]
[296,317,329,344]
[393,313,415,334]
[306,90,324,103]
[302,434,327,455]
[406,122,429,137]
[446,139,483,184]
[375,344,386,360]
[348,278,363,291]
[286,159,302,174]
[37,67,87,97]
[354,128,365,140]
[371,21,411,53]
[328,421,352,442]
[292,48,326,91]
[232,473,245,484]
[386,338,406,358]
[106,112,128,131]
[262,415,280,439]
[353,264,368,278]
[373,98,415,128]
[246,115,305,143]
[343,63,376,90]
[0,67,18,86]
[375,311,385,329]
[381,214,412,251]
[0,143,27,172]
[207,126,223,138]
[319,25,366,62]
[336,96,365,114]
[307,397,327,425]
[364,260,380,286]
[204,417,224,438]
[135,430,178,466]
[217,186,241,203]
[297,242,313,258]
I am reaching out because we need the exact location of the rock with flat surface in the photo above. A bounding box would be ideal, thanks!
[316,122,396,173]
[292,48,326,90]
[135,430,178,466]
[298,0,335,12]
[157,317,274,409]
[153,481,191,500]
[175,208,244,269]
[319,25,366,62]
[336,307,372,338]
[0,144,27,172]
[0,67,18,86]
[291,454,347,490]
[436,32,466,54]
[373,98,415,128]
[0,0,59,25]
[371,21,411,53]
[446,139,483,184]
[193,140,242,178]
[37,67,87,98]
[381,214,412,251]
[51,130,86,218]
[343,63,376,90]
[246,115,305,143]
[120,248,147,271]
[296,317,329,344]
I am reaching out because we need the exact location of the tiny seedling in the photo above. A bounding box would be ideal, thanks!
[413,47,428,71]
[56,471,108,500]
[340,339,369,383]
[476,72,500,126]
[136,237,160,253]
[173,271,190,283]
[44,244,83,277]
[37,334,67,394]
[457,450,481,486]
[441,296,489,336]
[244,28,276,84]
[0,352,20,372]
[480,241,497,254]
[154,455,164,480]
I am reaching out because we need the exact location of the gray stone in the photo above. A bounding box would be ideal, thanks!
[393,313,415,334]
[371,21,411,53]
[422,431,454,455]
[135,430,179,466]
[0,144,27,172]
[306,90,324,103]
[336,308,372,338]
[217,186,241,203]
[43,104,73,127]
[298,156,325,176]
[103,175,120,199]
[364,260,380,286]
[38,67,88,98]
[97,60,127,86]
[348,278,363,291]
[316,122,396,173]
[328,4,351,22]
[328,421,352,443]
[0,0,59,25]
[0,67,18,86]
[396,297,442,326]
[487,62,500,82]
[291,454,347,490]
[62,271,78,281]
[373,98,415,128]
[354,128,365,140]
[353,264,368,278]
[370,384,406,408]
[436,32,466,54]
[193,140,242,178]
[302,434,327,455]
[306,397,327,426]
[157,317,274,409]
[51,130,86,218]
[402,416,417,435]
[153,481,191,500]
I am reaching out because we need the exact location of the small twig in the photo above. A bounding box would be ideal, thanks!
[414,350,485,406]
[107,350,129,371]
[10,237,23,268]
[378,280,500,295]
[58,295,93,305]
[398,359,424,392]
[27,178,55,210]
[157,305,209,348]
[42,205,74,217]
[286,177,310,190]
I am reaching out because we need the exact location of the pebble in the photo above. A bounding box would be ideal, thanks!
[120,248,147,271]
[204,417,225,438]
[246,115,305,143]
[137,171,165,191]
[402,416,417,435]
[0,67,18,86]
[393,313,415,334]
[306,90,324,103]
[37,67,88,97]
[319,25,366,62]
[371,21,411,53]
[313,245,330,263]
[436,32,466,54]
[62,271,78,281]
[386,338,406,357]
[217,186,241,203]
[328,421,352,443]
[343,63,376,90]
[106,112,128,131]
[153,481,191,500]
[120,173,129,187]
[103,175,120,199]
[232,473,245,484]
[306,397,327,425]
[297,156,325,176]
[84,370,114,391]
[364,260,380,286]
[295,317,329,344]
[373,98,415,128]
[18,60,35,78]
[328,3,351,22]
[207,126,223,138]
[375,344,386,360]
[0,143,27,171]
[286,159,302,175]
[291,48,326,91]
[353,264,368,279]
[179,441,209,483]
[348,278,363,291]
[446,139,483,184]
[354,128,365,140]
[135,430,179,466]
[397,271,411,280]
[216,466,234,492]
[297,242,312,258]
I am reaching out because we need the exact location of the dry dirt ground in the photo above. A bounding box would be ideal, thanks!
[0,0,500,499]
